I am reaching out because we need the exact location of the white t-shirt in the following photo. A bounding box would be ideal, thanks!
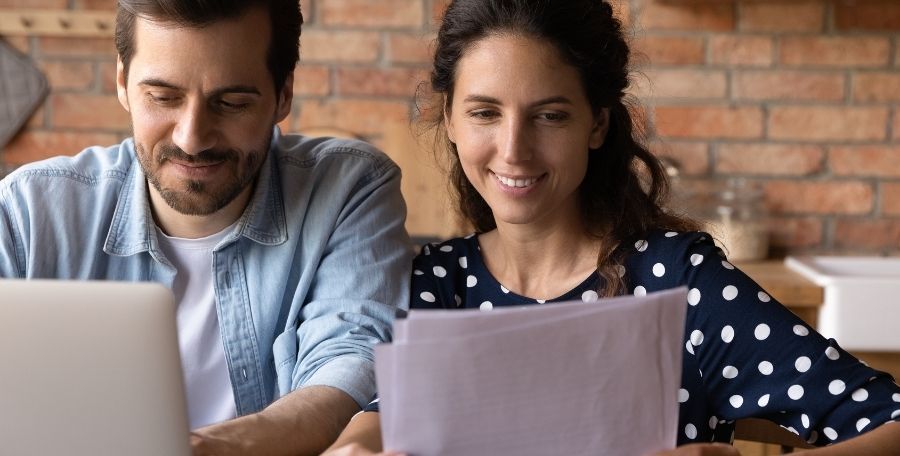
[156,226,237,430]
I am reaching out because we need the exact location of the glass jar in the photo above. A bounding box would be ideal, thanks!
[700,178,770,262]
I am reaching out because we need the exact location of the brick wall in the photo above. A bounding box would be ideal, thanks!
[1,0,899,254]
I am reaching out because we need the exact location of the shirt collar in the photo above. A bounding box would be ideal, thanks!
[104,130,287,257]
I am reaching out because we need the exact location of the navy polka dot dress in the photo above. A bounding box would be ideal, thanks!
[369,230,900,446]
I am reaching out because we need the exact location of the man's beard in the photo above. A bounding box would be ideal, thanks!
[136,139,268,216]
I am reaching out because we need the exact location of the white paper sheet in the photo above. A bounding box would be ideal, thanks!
[375,287,688,456]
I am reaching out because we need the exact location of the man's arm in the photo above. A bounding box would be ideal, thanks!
[191,385,359,456]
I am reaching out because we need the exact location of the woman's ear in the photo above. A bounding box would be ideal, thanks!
[444,102,456,144]
[589,108,610,149]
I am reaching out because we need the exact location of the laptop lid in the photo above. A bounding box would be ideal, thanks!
[0,279,191,456]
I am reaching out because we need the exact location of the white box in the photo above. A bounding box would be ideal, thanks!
[785,256,900,352]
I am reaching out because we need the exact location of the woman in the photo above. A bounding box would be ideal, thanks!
[326,0,900,454]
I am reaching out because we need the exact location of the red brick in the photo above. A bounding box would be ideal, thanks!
[297,99,410,136]
[294,65,331,97]
[716,144,824,176]
[99,61,117,93]
[611,0,632,30]
[835,1,900,31]
[432,0,451,24]
[39,61,95,91]
[853,73,900,103]
[3,130,121,165]
[831,146,900,177]
[320,0,423,28]
[50,94,130,130]
[300,0,311,23]
[768,107,888,142]
[739,2,825,33]
[780,37,890,68]
[0,0,66,6]
[388,32,435,64]
[654,106,763,140]
[894,112,900,141]
[633,70,726,100]
[648,140,709,176]
[632,35,705,66]
[2,36,30,55]
[640,1,735,32]
[834,219,900,252]
[733,70,845,102]
[764,181,873,215]
[300,30,380,63]
[709,36,774,67]
[72,0,116,10]
[26,103,47,129]
[768,217,824,249]
[37,37,116,59]
[337,67,428,97]
[881,183,900,216]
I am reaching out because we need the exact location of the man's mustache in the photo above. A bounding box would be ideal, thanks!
[156,145,238,165]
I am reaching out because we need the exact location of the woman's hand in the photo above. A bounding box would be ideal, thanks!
[321,443,405,456]
[648,443,741,456]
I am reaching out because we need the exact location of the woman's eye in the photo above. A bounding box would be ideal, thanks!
[539,112,569,122]
[470,110,498,120]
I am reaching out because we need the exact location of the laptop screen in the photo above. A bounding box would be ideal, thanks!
[0,279,191,456]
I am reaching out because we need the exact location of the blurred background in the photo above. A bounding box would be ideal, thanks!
[1,0,899,256]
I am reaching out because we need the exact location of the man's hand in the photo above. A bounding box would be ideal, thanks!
[648,443,741,456]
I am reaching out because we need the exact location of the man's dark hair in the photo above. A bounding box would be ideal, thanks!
[115,0,302,92]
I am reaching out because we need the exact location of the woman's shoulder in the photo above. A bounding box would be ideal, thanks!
[412,233,480,271]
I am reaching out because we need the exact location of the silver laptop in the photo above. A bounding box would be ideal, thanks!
[0,279,191,456]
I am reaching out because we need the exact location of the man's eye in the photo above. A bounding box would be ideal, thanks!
[147,93,177,104]
[218,100,249,112]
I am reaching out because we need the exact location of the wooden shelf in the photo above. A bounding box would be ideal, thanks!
[0,9,115,38]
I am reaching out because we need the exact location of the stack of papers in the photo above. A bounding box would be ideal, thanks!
[375,287,688,456]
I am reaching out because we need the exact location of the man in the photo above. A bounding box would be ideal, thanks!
[0,1,412,455]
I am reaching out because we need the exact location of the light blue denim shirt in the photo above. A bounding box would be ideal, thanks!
[0,128,413,414]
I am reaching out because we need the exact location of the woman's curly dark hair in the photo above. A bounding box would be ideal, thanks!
[419,0,698,296]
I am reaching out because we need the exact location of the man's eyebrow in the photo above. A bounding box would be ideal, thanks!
[136,79,261,96]
[462,94,573,107]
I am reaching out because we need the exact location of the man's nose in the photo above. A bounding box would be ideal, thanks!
[171,102,216,155]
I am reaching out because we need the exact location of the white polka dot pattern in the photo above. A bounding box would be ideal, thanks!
[685,423,697,439]
[405,231,900,447]
[652,263,665,277]
[723,366,738,379]
[687,288,701,306]
[754,324,770,340]
[721,325,734,343]
[829,380,846,395]
[722,285,738,301]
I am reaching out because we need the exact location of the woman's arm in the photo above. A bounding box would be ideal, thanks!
[323,412,398,456]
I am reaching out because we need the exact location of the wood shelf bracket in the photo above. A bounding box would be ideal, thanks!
[0,9,116,38]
